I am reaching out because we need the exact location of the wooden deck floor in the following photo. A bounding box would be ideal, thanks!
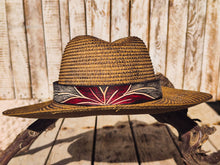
[3,103,220,165]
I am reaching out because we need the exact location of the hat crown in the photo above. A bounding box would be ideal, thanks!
[58,35,156,86]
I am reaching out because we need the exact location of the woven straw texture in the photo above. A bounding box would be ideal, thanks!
[3,35,212,118]
[3,87,212,119]
[59,35,156,86]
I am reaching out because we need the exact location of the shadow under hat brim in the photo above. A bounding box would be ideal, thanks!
[3,87,212,119]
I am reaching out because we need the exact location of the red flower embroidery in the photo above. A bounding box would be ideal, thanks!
[62,85,155,105]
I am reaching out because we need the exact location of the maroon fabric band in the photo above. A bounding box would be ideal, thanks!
[53,80,162,106]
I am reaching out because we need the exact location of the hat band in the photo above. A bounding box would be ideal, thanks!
[53,80,162,106]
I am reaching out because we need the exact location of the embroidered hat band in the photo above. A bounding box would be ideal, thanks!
[53,79,162,106]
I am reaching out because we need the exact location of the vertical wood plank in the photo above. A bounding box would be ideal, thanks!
[130,115,184,165]
[5,0,31,99]
[59,0,70,52]
[166,0,188,89]
[94,115,138,164]
[69,0,86,39]
[86,0,110,41]
[149,0,169,74]
[23,0,49,99]
[0,0,14,99]
[183,0,207,91]
[46,117,96,165]
[111,0,130,41]
[42,0,62,98]
[200,0,220,101]
[130,0,150,47]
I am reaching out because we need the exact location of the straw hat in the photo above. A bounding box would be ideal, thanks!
[3,35,212,119]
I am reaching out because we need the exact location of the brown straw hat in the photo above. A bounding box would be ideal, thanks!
[3,35,212,119]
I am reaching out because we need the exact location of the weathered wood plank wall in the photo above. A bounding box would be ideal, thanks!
[0,0,220,101]
[0,0,14,99]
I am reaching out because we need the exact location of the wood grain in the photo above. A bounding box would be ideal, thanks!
[69,0,86,38]
[46,117,96,165]
[23,0,49,99]
[188,103,220,153]
[0,0,14,99]
[149,0,169,75]
[59,0,70,52]
[183,0,207,91]
[86,0,110,41]
[5,0,31,99]
[111,0,130,42]
[8,119,63,165]
[42,0,62,98]
[130,115,184,165]
[166,0,188,89]
[209,125,220,150]
[0,100,38,150]
[94,115,138,164]
[130,0,150,47]
[200,0,220,101]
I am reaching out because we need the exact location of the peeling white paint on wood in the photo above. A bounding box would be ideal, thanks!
[59,0,70,52]
[200,0,220,101]
[130,0,150,47]
[86,0,110,41]
[23,0,49,99]
[166,0,188,89]
[69,0,86,38]
[149,0,169,75]
[0,0,14,99]
[183,0,207,91]
[111,0,130,41]
[6,0,31,99]
[42,0,62,98]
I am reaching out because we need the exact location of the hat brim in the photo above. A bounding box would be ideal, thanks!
[3,87,212,119]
